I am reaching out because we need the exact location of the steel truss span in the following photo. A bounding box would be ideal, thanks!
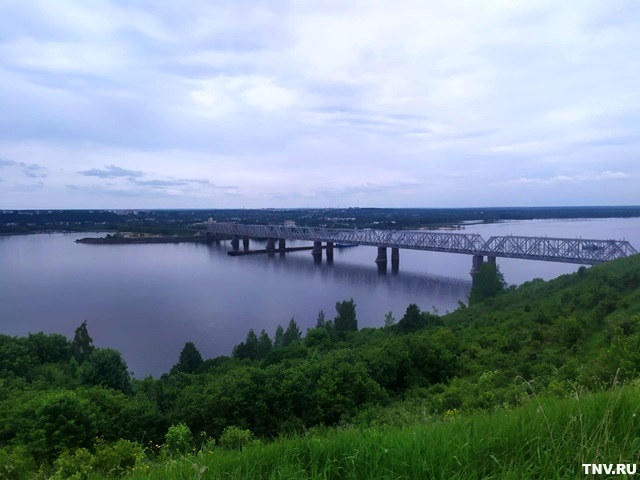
[207,223,637,265]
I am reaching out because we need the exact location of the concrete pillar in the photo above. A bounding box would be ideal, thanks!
[487,255,496,266]
[312,241,322,263]
[266,238,276,253]
[470,255,484,284]
[376,246,387,274]
[242,237,250,251]
[391,247,399,273]
[231,235,240,251]
[326,242,334,263]
[278,239,286,251]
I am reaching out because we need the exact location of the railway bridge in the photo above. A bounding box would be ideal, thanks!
[206,223,637,281]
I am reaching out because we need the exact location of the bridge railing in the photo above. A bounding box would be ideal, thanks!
[479,236,638,265]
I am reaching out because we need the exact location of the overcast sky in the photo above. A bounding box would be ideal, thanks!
[0,1,638,209]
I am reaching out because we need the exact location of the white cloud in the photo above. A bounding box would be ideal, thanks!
[189,76,296,117]
[509,170,634,185]
[242,82,296,111]
[0,0,639,207]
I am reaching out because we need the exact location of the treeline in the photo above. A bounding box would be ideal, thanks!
[2,254,640,477]
[3,206,640,235]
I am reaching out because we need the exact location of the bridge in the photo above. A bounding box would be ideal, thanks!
[206,222,637,281]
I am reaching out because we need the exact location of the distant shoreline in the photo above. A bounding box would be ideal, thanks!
[75,235,211,244]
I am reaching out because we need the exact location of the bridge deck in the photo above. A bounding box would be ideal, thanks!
[207,223,637,265]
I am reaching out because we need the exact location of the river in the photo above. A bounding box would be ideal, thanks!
[1,217,638,377]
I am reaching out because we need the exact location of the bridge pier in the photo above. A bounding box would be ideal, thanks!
[470,255,484,285]
[231,235,240,251]
[487,255,496,266]
[391,247,399,274]
[376,247,387,274]
[242,237,250,251]
[375,246,387,263]
[266,238,276,255]
[326,242,334,263]
[278,239,286,251]
[312,241,322,263]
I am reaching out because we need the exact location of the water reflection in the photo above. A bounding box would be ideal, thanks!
[206,241,470,298]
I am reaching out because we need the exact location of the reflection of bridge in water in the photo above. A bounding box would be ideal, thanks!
[206,241,471,300]
[206,223,638,282]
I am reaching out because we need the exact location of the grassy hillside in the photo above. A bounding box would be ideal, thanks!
[99,384,640,479]
[1,253,639,478]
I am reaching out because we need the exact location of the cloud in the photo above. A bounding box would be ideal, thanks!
[180,178,210,185]
[127,178,237,191]
[189,75,297,118]
[509,170,634,185]
[67,184,143,197]
[0,158,18,167]
[130,179,187,187]
[0,157,47,178]
[1,1,639,208]
[23,163,47,178]
[80,165,144,178]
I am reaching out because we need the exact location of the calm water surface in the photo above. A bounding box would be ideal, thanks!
[1,217,638,377]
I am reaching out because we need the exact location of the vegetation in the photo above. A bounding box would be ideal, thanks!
[1,253,640,478]
[81,385,640,479]
[469,262,507,305]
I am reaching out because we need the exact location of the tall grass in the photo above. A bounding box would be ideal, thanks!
[108,383,640,479]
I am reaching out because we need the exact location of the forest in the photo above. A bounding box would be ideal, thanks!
[1,254,640,478]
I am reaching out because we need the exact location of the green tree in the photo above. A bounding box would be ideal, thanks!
[25,332,72,365]
[384,311,396,327]
[17,391,97,462]
[316,310,326,328]
[283,318,301,346]
[469,263,507,305]
[396,304,425,333]
[335,298,358,332]
[71,320,94,364]
[304,328,331,350]
[233,330,259,360]
[256,330,273,360]
[171,342,204,374]
[80,348,132,393]
[274,325,285,349]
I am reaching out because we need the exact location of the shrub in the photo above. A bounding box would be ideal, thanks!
[52,448,93,480]
[165,423,192,454]
[219,426,253,450]
[91,439,145,477]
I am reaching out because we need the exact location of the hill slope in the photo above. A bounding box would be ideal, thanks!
[1,253,639,478]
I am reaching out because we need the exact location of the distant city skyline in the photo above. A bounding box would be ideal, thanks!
[0,1,638,209]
